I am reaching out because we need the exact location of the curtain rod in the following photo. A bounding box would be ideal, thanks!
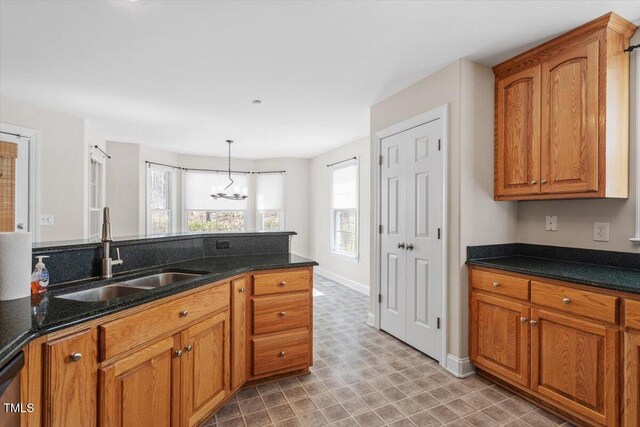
[326,157,357,168]
[144,160,285,174]
[624,44,639,53]
[0,130,30,139]
[91,145,111,159]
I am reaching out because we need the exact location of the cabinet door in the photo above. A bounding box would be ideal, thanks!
[44,328,98,427]
[99,335,180,427]
[181,310,230,427]
[625,330,640,426]
[470,292,530,386]
[531,308,618,426]
[541,36,599,194]
[495,66,541,198]
[231,278,247,390]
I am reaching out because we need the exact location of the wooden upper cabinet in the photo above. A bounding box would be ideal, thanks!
[493,12,637,200]
[44,329,98,427]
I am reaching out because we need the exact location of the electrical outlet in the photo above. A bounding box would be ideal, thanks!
[39,214,54,226]
[545,215,558,231]
[594,223,610,242]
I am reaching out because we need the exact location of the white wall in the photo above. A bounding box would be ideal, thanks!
[309,137,371,292]
[106,141,141,238]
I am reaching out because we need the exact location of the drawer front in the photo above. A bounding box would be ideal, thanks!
[100,283,230,360]
[252,330,310,376]
[471,269,529,300]
[531,281,618,324]
[253,293,310,335]
[625,299,640,330]
[253,269,310,296]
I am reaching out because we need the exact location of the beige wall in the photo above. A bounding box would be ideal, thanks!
[309,137,371,290]
[370,59,518,361]
[517,31,640,254]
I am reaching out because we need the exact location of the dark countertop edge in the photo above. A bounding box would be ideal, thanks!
[32,231,298,252]
[0,257,317,368]
[466,258,640,295]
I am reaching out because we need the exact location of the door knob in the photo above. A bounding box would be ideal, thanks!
[397,243,405,249]
[405,244,414,251]
[175,349,183,357]
[185,344,193,352]
[16,223,24,230]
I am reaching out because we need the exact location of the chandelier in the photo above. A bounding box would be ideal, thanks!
[210,140,248,201]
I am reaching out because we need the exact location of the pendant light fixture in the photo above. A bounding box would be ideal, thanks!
[211,140,248,201]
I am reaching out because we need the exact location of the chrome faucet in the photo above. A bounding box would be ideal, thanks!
[101,207,123,278]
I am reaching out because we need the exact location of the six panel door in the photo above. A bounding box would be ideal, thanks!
[495,66,541,197]
[470,292,530,386]
[44,329,98,427]
[540,36,600,195]
[181,310,230,427]
[530,308,618,426]
[99,335,180,427]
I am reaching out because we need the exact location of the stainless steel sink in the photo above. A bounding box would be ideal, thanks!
[56,285,147,302]
[118,272,201,289]
[56,271,203,302]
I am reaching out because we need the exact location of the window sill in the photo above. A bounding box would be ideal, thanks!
[631,237,640,245]
[331,250,359,263]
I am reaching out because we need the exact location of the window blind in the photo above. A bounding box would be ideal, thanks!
[332,161,357,209]
[256,173,285,211]
[185,171,249,210]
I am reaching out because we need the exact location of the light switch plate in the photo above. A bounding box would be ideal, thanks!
[545,215,558,231]
[39,214,54,226]
[594,223,610,242]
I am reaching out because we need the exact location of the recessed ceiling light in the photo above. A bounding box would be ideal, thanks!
[252,99,262,105]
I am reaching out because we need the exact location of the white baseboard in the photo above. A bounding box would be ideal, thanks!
[315,267,369,295]
[367,313,375,327]
[444,354,475,378]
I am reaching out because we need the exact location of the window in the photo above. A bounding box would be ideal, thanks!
[256,173,285,231]
[147,166,172,234]
[88,157,105,239]
[331,160,358,257]
[185,171,249,232]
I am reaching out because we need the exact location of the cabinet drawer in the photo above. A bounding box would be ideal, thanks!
[252,330,310,376]
[253,292,310,335]
[100,283,230,360]
[625,299,640,330]
[471,269,529,300]
[531,281,618,324]
[253,269,310,296]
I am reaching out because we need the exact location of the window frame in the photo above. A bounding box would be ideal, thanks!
[330,159,359,260]
[146,165,173,235]
[88,151,106,240]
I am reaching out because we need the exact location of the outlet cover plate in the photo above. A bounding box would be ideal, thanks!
[39,214,54,226]
[594,222,610,242]
[545,215,558,231]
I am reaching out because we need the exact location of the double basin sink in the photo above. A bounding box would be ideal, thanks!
[56,272,203,303]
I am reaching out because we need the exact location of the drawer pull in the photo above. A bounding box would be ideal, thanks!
[279,281,287,287]
[562,297,571,305]
[175,349,183,358]
[279,311,287,317]
[531,180,537,185]
[278,351,286,357]
[492,282,500,288]
[530,320,537,326]
[185,344,193,352]
[180,310,189,318]
[238,287,245,293]
[520,317,528,323]
[70,352,82,362]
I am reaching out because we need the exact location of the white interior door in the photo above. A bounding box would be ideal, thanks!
[380,119,444,361]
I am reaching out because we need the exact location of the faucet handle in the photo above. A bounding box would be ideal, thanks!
[112,248,124,266]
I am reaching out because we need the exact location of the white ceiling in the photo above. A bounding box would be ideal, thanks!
[1,1,638,159]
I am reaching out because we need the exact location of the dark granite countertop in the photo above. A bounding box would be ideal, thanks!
[0,253,317,367]
[467,244,640,294]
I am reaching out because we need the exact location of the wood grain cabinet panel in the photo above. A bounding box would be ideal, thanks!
[253,270,310,295]
[252,330,310,376]
[44,329,98,427]
[470,292,530,387]
[253,292,310,335]
[470,268,530,301]
[624,330,640,426]
[531,308,618,426]
[231,278,247,391]
[181,310,230,427]
[99,335,180,427]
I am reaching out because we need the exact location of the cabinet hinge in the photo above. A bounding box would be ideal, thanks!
[379,155,383,165]
[378,294,382,304]
[379,224,383,234]
[438,139,441,151]
[437,317,441,329]
[437,228,441,239]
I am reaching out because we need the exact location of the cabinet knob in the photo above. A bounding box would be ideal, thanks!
[541,179,547,184]
[531,180,537,185]
[562,297,571,305]
[279,281,287,287]
[238,287,245,293]
[520,317,528,323]
[70,352,82,362]
[530,320,537,326]
[180,310,189,318]
[492,282,500,288]
[278,351,286,357]
[175,349,183,357]
[185,344,193,352]
[279,311,287,317]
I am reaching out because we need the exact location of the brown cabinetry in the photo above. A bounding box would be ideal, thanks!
[231,278,247,391]
[493,13,636,200]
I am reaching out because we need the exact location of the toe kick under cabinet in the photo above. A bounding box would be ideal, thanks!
[20,266,313,427]
[468,265,640,427]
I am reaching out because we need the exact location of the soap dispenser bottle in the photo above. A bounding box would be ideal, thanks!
[31,255,50,294]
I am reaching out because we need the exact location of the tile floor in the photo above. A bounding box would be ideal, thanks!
[204,275,574,426]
